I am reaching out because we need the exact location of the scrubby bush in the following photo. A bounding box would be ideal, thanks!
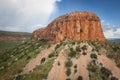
[82,52,87,55]
[69,48,77,57]
[112,46,119,52]
[40,39,47,43]
[76,46,81,52]
[92,48,95,51]
[111,76,118,80]
[58,61,60,66]
[66,68,71,76]
[47,44,51,48]
[90,53,97,59]
[116,62,120,68]
[41,58,46,63]
[65,59,73,68]
[66,78,71,80]
[74,69,77,74]
[77,76,83,80]
[81,45,87,51]
[71,41,75,45]
[107,54,114,59]
[70,47,73,51]
[69,51,76,57]
[77,40,82,44]
[48,53,54,58]
[15,75,24,80]
[55,43,62,50]
[87,65,97,72]
[27,56,31,60]
[74,64,77,68]
[100,67,112,77]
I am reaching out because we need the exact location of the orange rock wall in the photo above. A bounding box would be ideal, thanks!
[32,12,105,42]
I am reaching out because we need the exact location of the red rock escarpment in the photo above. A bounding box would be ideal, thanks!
[32,12,105,42]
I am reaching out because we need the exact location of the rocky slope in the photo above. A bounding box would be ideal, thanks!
[32,12,105,42]
[0,39,120,80]
[21,41,120,80]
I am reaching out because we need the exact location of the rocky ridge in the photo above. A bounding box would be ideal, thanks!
[32,12,105,42]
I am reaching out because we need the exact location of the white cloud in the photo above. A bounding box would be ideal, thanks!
[0,0,61,32]
[102,22,120,38]
[0,26,22,32]
[101,20,105,23]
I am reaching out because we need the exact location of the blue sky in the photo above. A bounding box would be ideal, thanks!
[50,0,120,26]
[0,0,120,38]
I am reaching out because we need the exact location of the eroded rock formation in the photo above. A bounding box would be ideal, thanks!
[32,12,105,42]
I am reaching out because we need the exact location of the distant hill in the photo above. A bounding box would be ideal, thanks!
[0,30,31,53]
[0,30,31,39]
[107,38,120,44]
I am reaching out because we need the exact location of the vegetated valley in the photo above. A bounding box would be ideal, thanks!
[0,30,31,53]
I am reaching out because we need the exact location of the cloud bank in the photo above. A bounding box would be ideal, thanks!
[102,21,120,38]
[0,0,61,32]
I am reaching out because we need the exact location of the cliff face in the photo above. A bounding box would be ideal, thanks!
[32,12,105,42]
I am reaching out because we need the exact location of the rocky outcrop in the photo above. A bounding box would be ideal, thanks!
[32,12,105,42]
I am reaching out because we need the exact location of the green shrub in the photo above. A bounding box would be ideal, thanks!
[69,48,77,57]
[58,61,60,66]
[76,46,81,52]
[66,68,71,76]
[66,78,71,80]
[77,76,83,80]
[47,44,51,48]
[74,64,77,68]
[107,54,114,59]
[55,43,62,50]
[82,52,87,55]
[48,53,54,58]
[90,53,97,59]
[77,40,82,44]
[40,39,47,43]
[116,62,120,68]
[111,76,118,80]
[15,75,24,80]
[70,47,73,51]
[65,59,73,68]
[74,69,77,74]
[41,58,46,63]
[81,45,87,51]
[27,56,31,60]
[92,48,95,51]
[112,46,119,52]
[71,41,75,45]
[87,65,97,72]
[100,67,112,77]
[69,51,76,57]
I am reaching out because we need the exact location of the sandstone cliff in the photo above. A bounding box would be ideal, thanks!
[32,12,105,42]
